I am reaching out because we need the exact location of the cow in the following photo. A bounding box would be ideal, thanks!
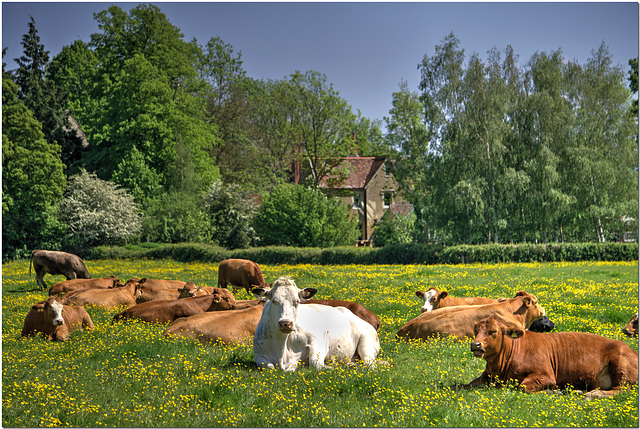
[164,302,266,345]
[177,282,215,298]
[528,316,555,332]
[252,276,380,371]
[113,287,236,324]
[217,258,270,296]
[21,297,94,341]
[30,250,91,289]
[306,299,381,331]
[396,291,545,341]
[62,280,138,309]
[623,313,638,337]
[462,315,639,398]
[125,277,186,290]
[49,275,120,296]
[415,288,503,313]
[136,286,181,303]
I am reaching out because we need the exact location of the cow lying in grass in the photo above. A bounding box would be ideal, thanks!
[462,315,639,398]
[21,297,94,341]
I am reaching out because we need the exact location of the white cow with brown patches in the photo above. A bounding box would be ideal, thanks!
[252,276,380,371]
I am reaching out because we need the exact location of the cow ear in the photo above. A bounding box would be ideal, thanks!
[300,288,317,301]
[139,278,147,284]
[515,290,527,297]
[440,291,448,299]
[506,328,525,339]
[415,291,424,298]
[521,296,532,306]
[252,287,268,299]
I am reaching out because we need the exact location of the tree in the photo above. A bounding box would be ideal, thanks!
[60,170,142,253]
[203,180,258,249]
[2,75,66,260]
[371,210,417,247]
[629,57,638,117]
[288,70,358,186]
[253,184,359,247]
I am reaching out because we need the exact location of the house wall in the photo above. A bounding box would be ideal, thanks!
[363,167,404,242]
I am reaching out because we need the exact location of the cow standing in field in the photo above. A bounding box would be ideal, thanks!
[217,259,270,296]
[396,291,545,341]
[21,297,94,341]
[463,315,639,398]
[30,250,91,289]
[252,276,380,371]
[113,288,236,324]
[49,276,120,296]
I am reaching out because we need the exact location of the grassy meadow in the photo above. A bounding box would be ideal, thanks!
[2,258,639,427]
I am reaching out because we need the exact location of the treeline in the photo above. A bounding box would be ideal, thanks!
[2,4,638,261]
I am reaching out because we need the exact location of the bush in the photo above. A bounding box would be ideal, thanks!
[60,170,142,256]
[372,210,417,247]
[253,184,359,248]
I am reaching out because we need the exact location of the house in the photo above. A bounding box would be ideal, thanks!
[318,156,411,246]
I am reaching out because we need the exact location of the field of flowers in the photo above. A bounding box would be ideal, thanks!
[2,258,639,427]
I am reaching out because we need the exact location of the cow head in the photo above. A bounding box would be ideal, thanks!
[513,291,545,327]
[623,313,638,337]
[415,288,447,312]
[470,316,524,360]
[178,282,200,298]
[253,276,317,334]
[209,288,237,310]
[37,297,65,327]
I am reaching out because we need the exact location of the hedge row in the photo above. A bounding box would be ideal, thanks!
[88,242,638,265]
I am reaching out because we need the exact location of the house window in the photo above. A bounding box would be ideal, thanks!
[353,193,361,208]
[382,191,393,208]
[384,163,391,177]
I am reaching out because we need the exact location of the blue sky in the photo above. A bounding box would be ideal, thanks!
[2,2,638,122]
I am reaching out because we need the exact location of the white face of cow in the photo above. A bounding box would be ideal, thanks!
[47,300,65,326]
[417,289,438,312]
[259,277,316,334]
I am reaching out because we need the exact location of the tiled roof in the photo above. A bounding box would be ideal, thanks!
[319,156,387,189]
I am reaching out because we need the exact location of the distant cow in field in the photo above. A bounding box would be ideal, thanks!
[21,297,94,341]
[49,276,120,296]
[217,259,270,296]
[30,250,91,289]
[463,315,638,398]
[178,282,215,298]
[623,313,638,337]
[113,287,236,324]
[396,291,545,341]
[62,281,138,309]
[415,288,503,313]
[125,277,186,290]
[164,301,266,345]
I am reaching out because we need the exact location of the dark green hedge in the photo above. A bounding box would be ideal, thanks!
[88,242,638,265]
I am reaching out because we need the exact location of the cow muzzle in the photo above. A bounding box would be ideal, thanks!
[278,320,294,333]
[470,342,484,358]
[53,317,64,326]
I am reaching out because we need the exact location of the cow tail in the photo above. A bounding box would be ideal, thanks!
[29,251,34,275]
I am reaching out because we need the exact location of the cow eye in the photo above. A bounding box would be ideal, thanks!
[488,330,497,336]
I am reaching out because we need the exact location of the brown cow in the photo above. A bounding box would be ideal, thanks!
[396,291,545,341]
[217,259,270,296]
[49,275,120,296]
[30,250,91,289]
[136,286,181,303]
[306,299,381,331]
[177,282,215,298]
[415,288,503,313]
[623,313,638,337]
[164,301,266,345]
[113,288,236,324]
[463,315,639,398]
[62,281,138,309]
[21,297,94,341]
[125,277,186,290]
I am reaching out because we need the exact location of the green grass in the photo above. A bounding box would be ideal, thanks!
[2,259,638,427]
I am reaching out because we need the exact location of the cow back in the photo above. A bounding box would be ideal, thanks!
[306,299,381,330]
